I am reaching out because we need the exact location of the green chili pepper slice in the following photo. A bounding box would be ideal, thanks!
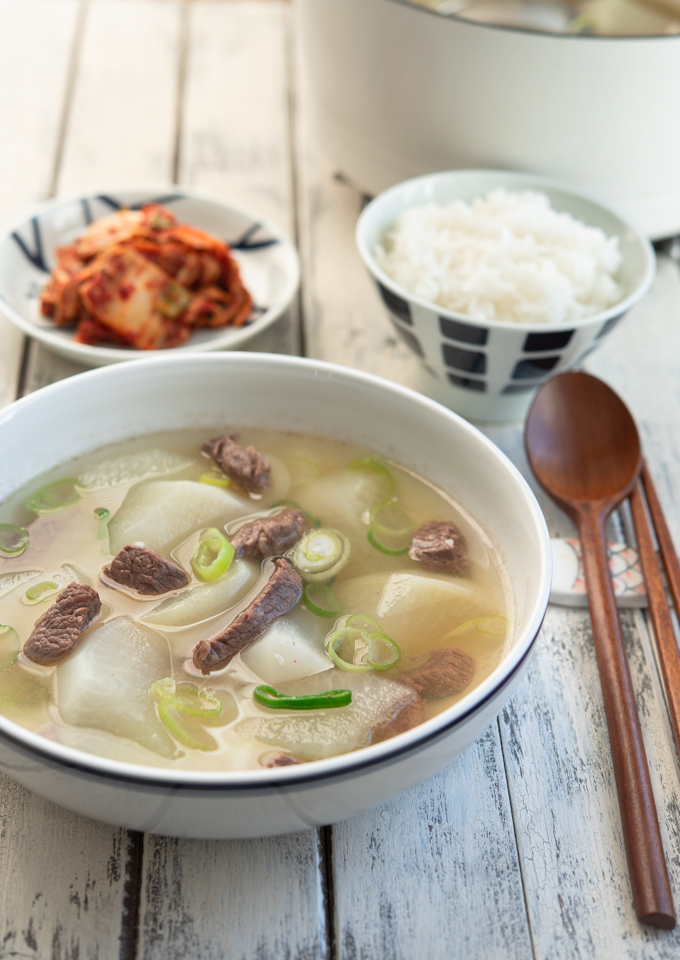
[253,685,352,710]
[190,528,235,582]
[303,583,340,618]
[346,457,395,497]
[0,626,19,669]
[200,470,231,488]
[273,499,321,528]
[0,524,29,557]
[26,479,80,516]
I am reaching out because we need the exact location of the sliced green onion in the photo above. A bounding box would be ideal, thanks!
[253,684,352,710]
[200,470,231,488]
[25,580,58,602]
[26,479,80,516]
[157,700,215,750]
[367,499,414,555]
[326,624,401,673]
[346,457,395,497]
[95,507,110,539]
[450,616,508,637]
[286,458,321,485]
[150,677,175,701]
[156,281,191,319]
[191,527,235,582]
[303,583,340,618]
[367,528,410,556]
[345,614,384,635]
[290,528,350,583]
[326,627,371,673]
[0,524,29,557]
[172,689,222,718]
[150,678,223,750]
[0,626,19,669]
[273,499,321,528]
[363,632,401,671]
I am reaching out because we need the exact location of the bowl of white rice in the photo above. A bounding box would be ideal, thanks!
[356,170,655,422]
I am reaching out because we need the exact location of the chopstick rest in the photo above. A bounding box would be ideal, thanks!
[551,538,650,608]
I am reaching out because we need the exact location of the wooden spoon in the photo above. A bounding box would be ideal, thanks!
[525,371,675,929]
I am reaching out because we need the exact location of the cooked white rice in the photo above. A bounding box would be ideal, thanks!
[374,189,623,325]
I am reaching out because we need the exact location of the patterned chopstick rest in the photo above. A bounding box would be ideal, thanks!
[550,538,654,608]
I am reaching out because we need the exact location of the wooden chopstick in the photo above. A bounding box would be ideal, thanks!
[629,466,680,758]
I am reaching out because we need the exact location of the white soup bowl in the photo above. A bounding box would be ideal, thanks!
[0,353,550,837]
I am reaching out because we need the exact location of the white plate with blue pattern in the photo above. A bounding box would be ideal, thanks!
[0,185,300,367]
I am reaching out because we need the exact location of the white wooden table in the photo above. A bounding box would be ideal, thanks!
[2,1,680,956]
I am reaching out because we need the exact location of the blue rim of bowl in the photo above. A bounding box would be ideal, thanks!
[0,183,301,362]
[0,352,552,790]
[356,168,657,334]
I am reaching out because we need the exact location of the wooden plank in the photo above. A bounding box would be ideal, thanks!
[0,0,82,410]
[58,0,182,194]
[0,775,135,958]
[139,831,327,960]
[294,27,419,384]
[180,0,293,233]
[179,0,299,355]
[332,726,533,960]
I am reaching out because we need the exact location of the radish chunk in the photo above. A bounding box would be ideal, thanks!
[334,572,492,655]
[56,616,176,758]
[296,468,388,538]
[108,480,250,555]
[76,449,191,491]
[241,609,332,684]
[235,670,414,761]
[141,559,259,628]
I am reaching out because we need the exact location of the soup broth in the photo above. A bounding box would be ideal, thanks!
[0,428,512,770]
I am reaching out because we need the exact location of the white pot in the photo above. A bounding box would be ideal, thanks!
[299,0,680,239]
[0,354,551,838]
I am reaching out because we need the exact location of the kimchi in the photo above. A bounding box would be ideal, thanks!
[39,204,253,350]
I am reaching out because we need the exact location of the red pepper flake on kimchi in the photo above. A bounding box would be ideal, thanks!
[39,204,253,350]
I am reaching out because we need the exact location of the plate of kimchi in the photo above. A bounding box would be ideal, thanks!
[0,186,299,366]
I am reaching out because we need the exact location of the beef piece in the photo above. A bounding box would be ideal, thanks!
[202,434,270,496]
[264,753,301,768]
[404,647,475,699]
[103,545,189,595]
[193,558,303,674]
[408,520,469,575]
[372,690,426,743]
[23,583,101,666]
[230,508,308,559]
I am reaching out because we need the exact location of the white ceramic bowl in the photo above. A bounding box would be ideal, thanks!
[357,169,656,422]
[0,185,300,367]
[0,354,551,838]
